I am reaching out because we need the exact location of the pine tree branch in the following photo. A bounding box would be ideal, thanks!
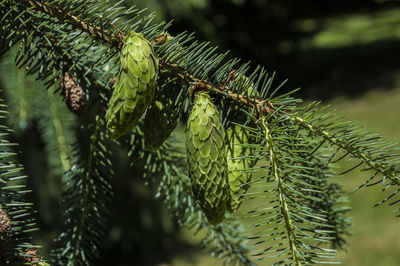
[261,118,302,266]
[5,1,396,264]
[70,121,99,265]
[51,113,113,265]
[293,115,400,187]
[127,130,254,265]
[15,0,275,115]
[0,97,47,263]
[15,0,121,47]
[0,0,108,98]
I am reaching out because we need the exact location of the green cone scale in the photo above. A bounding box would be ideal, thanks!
[106,32,159,139]
[143,78,182,151]
[226,125,253,212]
[224,75,258,212]
[186,92,229,225]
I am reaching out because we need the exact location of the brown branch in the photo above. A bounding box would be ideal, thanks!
[17,0,275,115]
[16,0,123,47]
[165,62,274,115]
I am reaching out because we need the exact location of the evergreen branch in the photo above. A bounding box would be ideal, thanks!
[15,0,121,48]
[127,128,254,265]
[1,0,117,99]
[15,0,276,115]
[1,56,76,222]
[261,118,301,266]
[0,97,47,264]
[245,113,347,264]
[320,183,351,250]
[70,124,99,265]
[51,114,113,265]
[292,111,400,187]
[2,0,395,264]
[162,63,275,115]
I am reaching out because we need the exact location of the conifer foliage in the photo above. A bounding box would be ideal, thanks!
[0,97,46,264]
[0,0,399,265]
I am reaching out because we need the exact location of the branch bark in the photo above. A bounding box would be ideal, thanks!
[16,0,275,115]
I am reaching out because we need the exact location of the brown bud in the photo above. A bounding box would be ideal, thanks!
[23,249,41,262]
[61,72,85,116]
[0,208,12,238]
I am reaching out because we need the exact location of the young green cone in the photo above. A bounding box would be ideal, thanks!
[106,32,159,139]
[226,125,254,212]
[186,92,229,225]
[143,77,182,151]
[224,75,258,212]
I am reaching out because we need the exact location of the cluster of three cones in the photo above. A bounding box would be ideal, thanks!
[105,32,255,225]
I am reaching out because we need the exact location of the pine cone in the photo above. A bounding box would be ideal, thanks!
[186,92,229,225]
[143,78,182,151]
[226,125,254,212]
[23,249,40,262]
[0,208,12,238]
[106,32,159,139]
[223,74,258,212]
[61,72,85,115]
[19,249,50,265]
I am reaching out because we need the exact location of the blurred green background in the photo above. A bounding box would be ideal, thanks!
[1,0,400,265]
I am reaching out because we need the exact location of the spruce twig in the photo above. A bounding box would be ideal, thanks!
[15,0,275,115]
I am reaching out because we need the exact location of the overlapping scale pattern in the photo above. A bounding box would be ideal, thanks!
[106,32,159,139]
[223,75,258,212]
[186,92,229,225]
[143,78,182,151]
[226,125,253,212]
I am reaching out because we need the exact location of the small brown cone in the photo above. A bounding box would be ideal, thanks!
[24,249,40,262]
[17,249,50,265]
[0,208,12,238]
[61,72,85,115]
